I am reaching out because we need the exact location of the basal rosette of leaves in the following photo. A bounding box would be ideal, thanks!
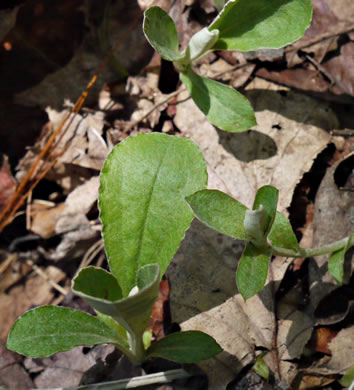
[7,133,352,365]
[143,0,313,132]
[7,133,221,365]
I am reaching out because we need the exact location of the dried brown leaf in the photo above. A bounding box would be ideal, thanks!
[0,266,65,343]
[175,78,334,212]
[0,156,16,214]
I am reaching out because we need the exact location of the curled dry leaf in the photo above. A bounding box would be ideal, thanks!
[31,176,100,261]
[46,108,108,171]
[327,327,354,373]
[31,203,67,239]
[16,109,107,195]
[313,327,338,355]
[127,72,168,128]
[302,327,354,381]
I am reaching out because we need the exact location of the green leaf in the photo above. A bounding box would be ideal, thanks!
[329,249,345,284]
[143,7,182,61]
[209,0,313,51]
[143,329,153,350]
[328,236,352,284]
[72,264,160,341]
[7,306,124,358]
[183,27,219,63]
[95,311,127,342]
[99,133,207,296]
[236,242,271,300]
[72,266,123,302]
[328,235,353,284]
[180,66,256,132]
[243,207,267,247]
[253,354,270,381]
[252,185,278,235]
[147,331,222,363]
[186,189,251,241]
[71,266,127,341]
[243,185,278,247]
[339,366,354,387]
[269,211,299,252]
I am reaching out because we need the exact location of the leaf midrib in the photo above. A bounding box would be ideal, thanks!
[134,145,170,275]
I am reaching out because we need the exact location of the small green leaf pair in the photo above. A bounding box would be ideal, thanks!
[186,185,353,298]
[143,0,312,132]
[186,186,299,299]
[7,134,221,364]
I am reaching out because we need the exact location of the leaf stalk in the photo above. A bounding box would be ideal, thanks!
[270,235,353,258]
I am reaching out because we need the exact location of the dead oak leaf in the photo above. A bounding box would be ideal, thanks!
[175,77,335,213]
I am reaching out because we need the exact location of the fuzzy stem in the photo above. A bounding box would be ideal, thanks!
[130,333,147,364]
[271,235,353,258]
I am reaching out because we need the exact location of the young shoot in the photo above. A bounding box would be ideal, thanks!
[143,0,313,132]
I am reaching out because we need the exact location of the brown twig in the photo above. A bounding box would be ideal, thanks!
[0,58,109,233]
[0,253,17,276]
[25,191,32,231]
[79,239,104,269]
[124,89,184,132]
[25,259,68,296]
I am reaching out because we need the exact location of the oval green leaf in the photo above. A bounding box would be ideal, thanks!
[186,189,251,241]
[99,133,207,296]
[209,0,313,51]
[180,66,256,132]
[236,242,271,300]
[268,211,299,252]
[7,306,124,358]
[143,7,182,61]
[146,330,222,363]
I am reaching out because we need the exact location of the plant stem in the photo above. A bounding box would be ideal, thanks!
[271,235,353,258]
[113,343,138,364]
[35,369,191,389]
[126,331,147,364]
